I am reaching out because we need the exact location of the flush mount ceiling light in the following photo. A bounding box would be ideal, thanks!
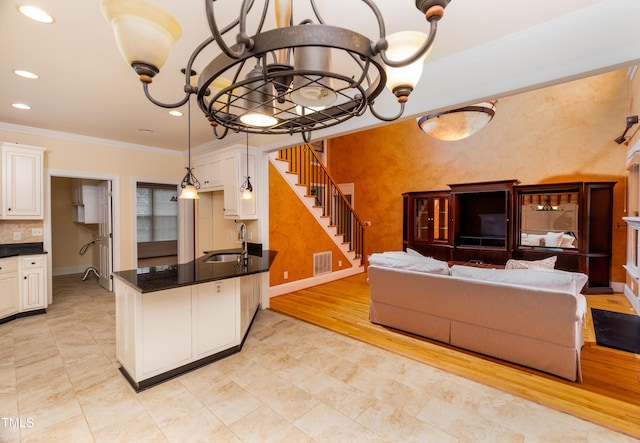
[101,0,452,142]
[417,101,497,141]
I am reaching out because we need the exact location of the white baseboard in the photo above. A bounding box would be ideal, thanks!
[52,265,93,276]
[267,267,364,305]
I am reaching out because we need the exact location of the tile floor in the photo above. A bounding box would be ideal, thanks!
[0,274,637,442]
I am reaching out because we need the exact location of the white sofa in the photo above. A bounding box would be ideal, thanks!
[368,253,588,381]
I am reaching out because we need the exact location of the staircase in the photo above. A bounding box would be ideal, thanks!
[269,144,365,270]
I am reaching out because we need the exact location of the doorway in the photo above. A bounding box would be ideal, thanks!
[46,171,117,300]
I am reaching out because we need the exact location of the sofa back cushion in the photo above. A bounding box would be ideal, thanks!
[450,265,587,296]
[368,251,450,275]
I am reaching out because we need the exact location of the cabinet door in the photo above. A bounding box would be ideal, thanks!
[21,268,45,312]
[2,146,44,219]
[223,154,239,217]
[412,194,449,244]
[0,273,19,319]
[193,280,239,357]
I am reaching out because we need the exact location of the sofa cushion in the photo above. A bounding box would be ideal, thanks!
[505,256,557,270]
[368,251,450,275]
[450,265,587,296]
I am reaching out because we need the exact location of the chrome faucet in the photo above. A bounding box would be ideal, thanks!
[236,221,248,262]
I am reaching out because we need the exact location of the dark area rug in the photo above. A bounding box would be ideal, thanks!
[591,308,640,354]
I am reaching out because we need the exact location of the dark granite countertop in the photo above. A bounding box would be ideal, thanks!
[0,242,47,258]
[113,248,277,293]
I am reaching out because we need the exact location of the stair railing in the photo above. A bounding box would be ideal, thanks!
[278,144,365,263]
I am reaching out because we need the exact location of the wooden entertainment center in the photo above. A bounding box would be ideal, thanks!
[403,179,615,294]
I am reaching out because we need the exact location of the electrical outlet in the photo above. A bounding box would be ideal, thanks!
[13,232,21,241]
[32,228,43,236]
[284,271,288,280]
[338,260,343,267]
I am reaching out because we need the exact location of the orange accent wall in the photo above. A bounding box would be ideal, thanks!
[327,70,629,283]
[269,162,352,286]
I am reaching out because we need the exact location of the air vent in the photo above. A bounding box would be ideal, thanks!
[313,251,332,276]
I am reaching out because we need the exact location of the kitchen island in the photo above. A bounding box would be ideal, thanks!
[112,249,276,391]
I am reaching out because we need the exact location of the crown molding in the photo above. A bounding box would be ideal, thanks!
[0,122,183,157]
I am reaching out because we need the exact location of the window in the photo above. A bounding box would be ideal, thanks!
[137,183,178,243]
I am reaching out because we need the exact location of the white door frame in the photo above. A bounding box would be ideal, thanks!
[45,169,120,301]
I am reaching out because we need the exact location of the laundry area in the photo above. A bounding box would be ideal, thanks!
[50,177,111,291]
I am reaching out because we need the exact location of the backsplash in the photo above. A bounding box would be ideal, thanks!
[0,220,45,244]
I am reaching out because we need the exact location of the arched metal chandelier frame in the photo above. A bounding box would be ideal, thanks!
[119,0,451,142]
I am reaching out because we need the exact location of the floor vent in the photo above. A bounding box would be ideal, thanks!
[313,252,332,276]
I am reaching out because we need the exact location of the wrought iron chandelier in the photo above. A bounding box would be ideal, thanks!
[101,0,452,142]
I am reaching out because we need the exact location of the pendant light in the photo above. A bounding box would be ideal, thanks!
[240,132,254,200]
[179,95,200,199]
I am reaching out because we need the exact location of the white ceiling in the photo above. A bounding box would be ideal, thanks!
[1,0,639,154]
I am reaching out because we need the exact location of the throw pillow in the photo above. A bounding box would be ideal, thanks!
[505,256,557,270]
[544,231,564,247]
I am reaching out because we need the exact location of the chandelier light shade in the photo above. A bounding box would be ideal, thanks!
[100,0,182,80]
[240,65,279,127]
[101,0,452,142]
[384,31,431,102]
[417,101,497,141]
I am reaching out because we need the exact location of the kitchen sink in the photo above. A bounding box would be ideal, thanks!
[205,253,242,263]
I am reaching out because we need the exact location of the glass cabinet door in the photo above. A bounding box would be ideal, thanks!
[433,196,449,242]
[415,198,430,241]
[413,195,449,243]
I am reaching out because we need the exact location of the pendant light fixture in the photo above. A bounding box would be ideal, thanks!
[179,95,200,199]
[240,132,254,200]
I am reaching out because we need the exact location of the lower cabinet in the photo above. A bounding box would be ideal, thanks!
[0,255,47,322]
[20,255,46,312]
[0,258,19,319]
[114,273,261,390]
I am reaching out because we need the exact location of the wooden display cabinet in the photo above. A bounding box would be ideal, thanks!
[403,180,615,293]
[513,182,615,294]
[402,191,452,261]
[449,180,519,264]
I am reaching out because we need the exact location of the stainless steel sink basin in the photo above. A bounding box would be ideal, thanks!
[205,253,242,263]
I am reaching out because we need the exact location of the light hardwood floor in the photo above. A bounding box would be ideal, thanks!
[269,273,640,439]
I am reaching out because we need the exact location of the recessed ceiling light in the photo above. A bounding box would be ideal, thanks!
[169,110,183,117]
[12,103,31,110]
[17,5,54,24]
[139,128,154,134]
[14,69,39,79]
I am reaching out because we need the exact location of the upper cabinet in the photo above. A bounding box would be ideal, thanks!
[71,179,99,224]
[1,143,46,220]
[193,153,223,191]
[193,145,257,220]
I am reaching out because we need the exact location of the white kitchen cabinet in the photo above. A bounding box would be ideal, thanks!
[239,274,260,338]
[0,257,19,319]
[70,179,99,223]
[113,274,250,390]
[193,153,223,191]
[193,279,238,357]
[1,144,46,219]
[223,147,257,220]
[20,255,46,312]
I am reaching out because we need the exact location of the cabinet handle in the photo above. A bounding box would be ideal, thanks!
[24,276,27,280]
[31,262,36,265]
[7,208,11,211]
